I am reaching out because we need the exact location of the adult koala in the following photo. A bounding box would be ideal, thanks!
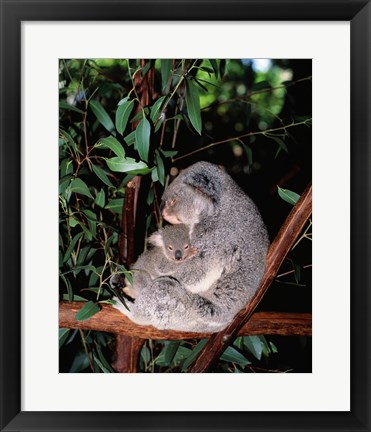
[112,161,269,332]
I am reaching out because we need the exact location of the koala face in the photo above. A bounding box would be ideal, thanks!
[161,183,214,226]
[163,239,192,262]
[148,224,196,263]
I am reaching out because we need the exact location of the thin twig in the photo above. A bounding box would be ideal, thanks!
[173,119,312,162]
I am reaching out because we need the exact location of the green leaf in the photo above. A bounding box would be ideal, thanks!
[105,198,124,214]
[106,156,152,175]
[98,136,125,158]
[59,101,84,114]
[93,355,111,373]
[124,130,136,146]
[135,117,151,162]
[68,217,79,228]
[161,59,172,93]
[89,99,116,136]
[181,339,208,371]
[95,342,115,372]
[69,178,94,199]
[150,96,166,123]
[163,341,181,366]
[208,59,218,78]
[242,336,264,360]
[59,328,71,349]
[160,149,178,158]
[75,301,101,321]
[155,150,165,186]
[277,186,300,206]
[59,175,72,195]
[117,96,129,106]
[63,231,84,263]
[185,79,202,135]
[91,163,115,188]
[146,188,154,205]
[151,167,158,183]
[220,346,251,367]
[62,294,88,302]
[271,136,288,153]
[60,158,74,177]
[115,100,134,135]
[95,189,106,208]
[294,263,301,284]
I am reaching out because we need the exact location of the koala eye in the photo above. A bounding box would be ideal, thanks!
[184,244,189,250]
[168,245,173,251]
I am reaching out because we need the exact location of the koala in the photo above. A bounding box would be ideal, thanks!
[111,224,197,299]
[112,161,269,333]
[148,224,197,264]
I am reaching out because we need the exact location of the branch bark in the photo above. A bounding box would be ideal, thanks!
[188,183,312,372]
[59,302,311,339]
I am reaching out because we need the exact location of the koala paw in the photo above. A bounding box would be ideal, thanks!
[110,273,126,290]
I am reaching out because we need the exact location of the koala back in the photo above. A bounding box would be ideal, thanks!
[161,161,269,313]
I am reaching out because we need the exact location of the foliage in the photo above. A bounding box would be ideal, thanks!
[59,58,312,373]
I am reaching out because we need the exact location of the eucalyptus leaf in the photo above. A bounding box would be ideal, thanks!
[95,189,106,208]
[150,96,166,123]
[59,101,84,114]
[59,175,72,195]
[59,328,71,349]
[106,156,152,175]
[62,294,88,302]
[124,130,136,146]
[208,59,218,78]
[115,100,134,135]
[163,341,181,366]
[75,301,101,321]
[89,99,116,136]
[63,231,84,263]
[69,178,94,199]
[98,136,125,158]
[160,149,178,158]
[60,158,74,177]
[185,79,202,135]
[92,163,115,188]
[135,117,151,162]
[277,186,300,206]
[105,198,124,214]
[161,59,172,93]
[181,339,208,371]
[155,150,165,186]
[220,346,251,367]
[242,336,264,361]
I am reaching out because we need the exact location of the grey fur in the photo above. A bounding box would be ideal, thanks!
[110,224,196,299]
[112,161,269,332]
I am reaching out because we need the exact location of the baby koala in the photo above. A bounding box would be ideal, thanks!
[110,224,197,300]
[148,223,197,263]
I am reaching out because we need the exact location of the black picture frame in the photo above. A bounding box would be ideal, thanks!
[1,1,370,431]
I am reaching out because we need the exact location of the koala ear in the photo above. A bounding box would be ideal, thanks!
[183,171,221,204]
[148,231,164,247]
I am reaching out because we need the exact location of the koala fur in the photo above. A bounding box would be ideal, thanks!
[113,161,269,332]
[111,224,197,299]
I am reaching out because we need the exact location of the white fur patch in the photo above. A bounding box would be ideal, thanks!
[186,266,223,293]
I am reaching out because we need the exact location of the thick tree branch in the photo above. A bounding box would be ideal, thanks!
[59,302,311,339]
[188,183,312,372]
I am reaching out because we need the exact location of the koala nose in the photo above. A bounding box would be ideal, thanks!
[174,250,182,261]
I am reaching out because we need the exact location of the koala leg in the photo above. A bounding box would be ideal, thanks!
[120,276,227,332]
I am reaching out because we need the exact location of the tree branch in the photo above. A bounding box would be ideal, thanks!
[173,119,312,162]
[59,302,311,339]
